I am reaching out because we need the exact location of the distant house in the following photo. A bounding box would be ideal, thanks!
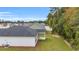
[0,23,46,47]
[0,23,10,29]
[45,26,52,31]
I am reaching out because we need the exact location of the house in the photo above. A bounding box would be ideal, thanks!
[11,22,46,40]
[0,23,46,47]
[0,23,10,29]
[29,23,46,40]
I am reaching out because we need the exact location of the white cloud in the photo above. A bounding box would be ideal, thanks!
[0,12,15,17]
[0,12,11,14]
[0,12,47,21]
[0,12,12,16]
[0,17,47,21]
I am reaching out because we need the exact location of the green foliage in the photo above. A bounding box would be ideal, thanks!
[46,7,79,50]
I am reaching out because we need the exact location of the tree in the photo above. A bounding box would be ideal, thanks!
[46,7,79,50]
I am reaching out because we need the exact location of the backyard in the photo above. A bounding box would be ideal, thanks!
[0,32,73,51]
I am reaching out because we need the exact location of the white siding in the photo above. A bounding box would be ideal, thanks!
[38,32,46,40]
[0,37,37,47]
[45,26,52,31]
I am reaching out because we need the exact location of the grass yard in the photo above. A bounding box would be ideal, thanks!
[0,32,73,51]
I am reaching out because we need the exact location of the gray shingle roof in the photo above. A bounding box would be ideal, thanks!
[0,23,46,36]
[30,23,46,32]
[0,26,37,36]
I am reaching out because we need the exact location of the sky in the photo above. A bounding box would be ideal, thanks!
[0,7,49,21]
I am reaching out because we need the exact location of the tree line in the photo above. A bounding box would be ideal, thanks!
[46,7,79,50]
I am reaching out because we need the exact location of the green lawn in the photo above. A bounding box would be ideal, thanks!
[0,32,73,51]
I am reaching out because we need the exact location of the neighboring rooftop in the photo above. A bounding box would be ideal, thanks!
[0,22,46,36]
[0,26,37,36]
[30,23,46,32]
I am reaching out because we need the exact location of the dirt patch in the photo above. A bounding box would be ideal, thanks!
[52,35,60,38]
